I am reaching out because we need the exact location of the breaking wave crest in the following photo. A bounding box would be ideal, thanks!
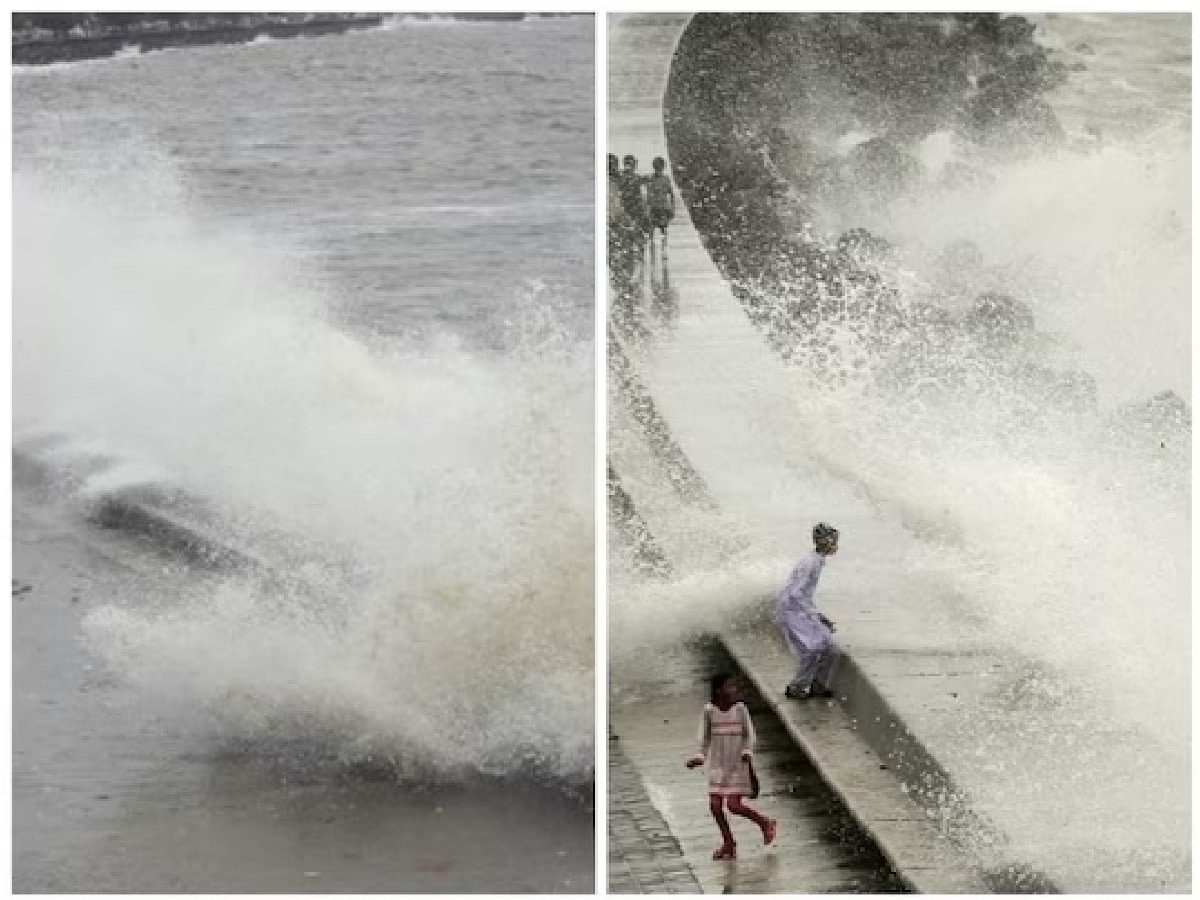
[15,145,594,787]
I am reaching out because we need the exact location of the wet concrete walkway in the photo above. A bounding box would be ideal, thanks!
[610,642,904,894]
[608,739,703,894]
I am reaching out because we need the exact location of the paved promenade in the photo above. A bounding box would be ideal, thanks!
[609,643,904,894]
[608,739,703,894]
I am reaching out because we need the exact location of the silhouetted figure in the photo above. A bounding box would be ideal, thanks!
[607,153,623,225]
[607,153,630,290]
[646,156,675,245]
[609,155,651,333]
[619,155,650,283]
[619,154,649,233]
[645,156,676,299]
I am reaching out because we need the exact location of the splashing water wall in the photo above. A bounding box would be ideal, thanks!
[610,12,1188,888]
[15,149,594,784]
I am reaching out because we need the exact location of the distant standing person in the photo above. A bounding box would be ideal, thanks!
[607,153,624,228]
[777,523,839,700]
[686,674,777,860]
[619,154,648,224]
[645,155,675,246]
[607,152,629,285]
[619,154,649,255]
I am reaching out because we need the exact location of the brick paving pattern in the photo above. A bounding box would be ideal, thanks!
[608,735,704,894]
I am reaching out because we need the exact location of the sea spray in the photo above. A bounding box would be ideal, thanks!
[883,138,1190,406]
[631,8,1189,745]
[16,153,594,785]
[612,11,1187,884]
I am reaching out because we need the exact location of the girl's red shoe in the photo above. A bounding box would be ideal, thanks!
[712,843,737,860]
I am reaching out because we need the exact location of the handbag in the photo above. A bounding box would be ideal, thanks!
[740,702,760,799]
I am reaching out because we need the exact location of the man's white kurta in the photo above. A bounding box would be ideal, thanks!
[776,550,830,651]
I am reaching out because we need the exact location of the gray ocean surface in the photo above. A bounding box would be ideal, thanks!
[14,15,594,343]
[14,15,594,894]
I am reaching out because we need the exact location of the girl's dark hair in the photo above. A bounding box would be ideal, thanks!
[709,673,732,703]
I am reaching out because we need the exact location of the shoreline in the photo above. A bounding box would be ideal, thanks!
[14,16,382,66]
[12,13,583,67]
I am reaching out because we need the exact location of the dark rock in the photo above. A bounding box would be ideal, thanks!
[846,137,922,198]
[663,12,1076,358]
[1117,389,1191,432]
[837,227,892,257]
[963,291,1035,348]
[1012,98,1066,143]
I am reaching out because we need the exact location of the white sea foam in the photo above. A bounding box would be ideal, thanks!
[885,137,1190,406]
[14,148,594,785]
[383,14,492,30]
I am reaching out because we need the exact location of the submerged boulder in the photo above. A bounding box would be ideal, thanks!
[1115,389,1191,432]
[1053,369,1100,412]
[1106,389,1192,456]
[1011,97,1067,144]
[837,226,892,258]
[846,137,923,199]
[963,291,1035,349]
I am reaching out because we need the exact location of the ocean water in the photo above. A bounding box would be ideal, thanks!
[609,12,1189,891]
[14,15,594,892]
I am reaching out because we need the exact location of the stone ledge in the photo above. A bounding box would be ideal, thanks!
[721,621,996,894]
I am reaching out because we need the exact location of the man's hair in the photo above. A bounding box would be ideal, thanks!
[652,156,666,172]
[623,154,637,167]
[813,522,839,546]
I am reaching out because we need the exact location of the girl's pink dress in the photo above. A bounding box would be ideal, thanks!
[694,701,756,797]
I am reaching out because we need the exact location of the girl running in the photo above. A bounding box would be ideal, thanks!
[686,673,777,860]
